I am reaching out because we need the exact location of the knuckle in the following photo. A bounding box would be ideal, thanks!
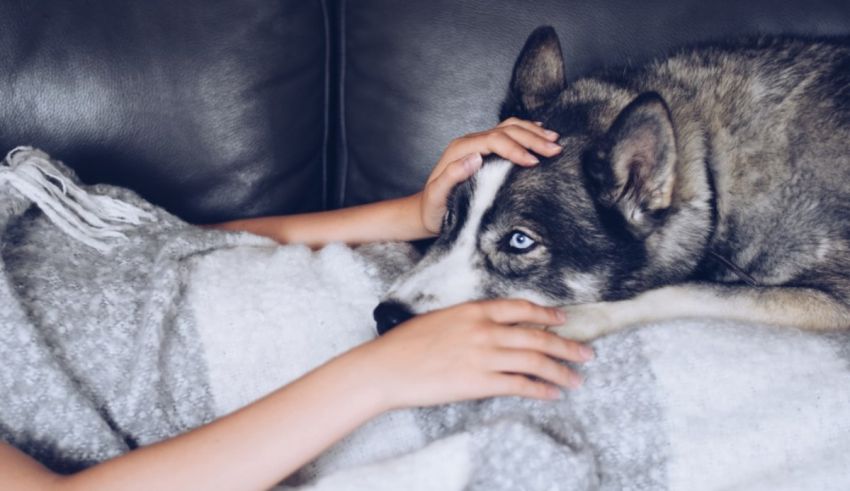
[448,136,469,151]
[465,351,487,370]
[529,329,551,347]
[559,365,575,384]
[534,382,552,398]
[480,329,499,346]
[466,301,489,318]
[530,132,549,145]
[551,333,575,349]
[478,298,501,316]
[513,299,536,315]
[498,131,516,145]
[522,380,548,398]
[562,338,583,354]
[526,353,547,370]
[509,376,532,394]
[467,322,493,344]
[486,131,503,144]
[447,160,467,177]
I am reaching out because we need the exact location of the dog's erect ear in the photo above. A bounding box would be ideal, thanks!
[585,92,677,238]
[500,26,566,120]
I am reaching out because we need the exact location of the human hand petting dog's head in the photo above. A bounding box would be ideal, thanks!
[417,118,562,235]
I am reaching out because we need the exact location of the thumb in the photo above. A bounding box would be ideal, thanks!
[428,153,482,198]
[421,153,483,234]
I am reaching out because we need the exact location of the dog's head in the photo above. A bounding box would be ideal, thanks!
[374,27,711,334]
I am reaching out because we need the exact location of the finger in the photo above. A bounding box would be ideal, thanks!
[497,125,563,160]
[481,132,541,165]
[481,299,565,326]
[441,129,544,167]
[488,349,582,388]
[442,132,537,166]
[439,126,560,168]
[427,153,482,195]
[498,117,559,141]
[427,135,484,183]
[491,326,594,363]
[487,373,564,400]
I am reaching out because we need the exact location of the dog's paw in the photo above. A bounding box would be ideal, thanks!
[546,303,617,341]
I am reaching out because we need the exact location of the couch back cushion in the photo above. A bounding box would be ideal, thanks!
[336,0,850,208]
[3,1,850,221]
[0,0,330,223]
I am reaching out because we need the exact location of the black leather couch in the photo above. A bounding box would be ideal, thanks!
[1,0,849,224]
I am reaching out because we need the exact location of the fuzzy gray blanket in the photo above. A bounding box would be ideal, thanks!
[3,148,850,490]
[0,147,268,472]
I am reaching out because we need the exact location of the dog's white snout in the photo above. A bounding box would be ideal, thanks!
[385,159,513,315]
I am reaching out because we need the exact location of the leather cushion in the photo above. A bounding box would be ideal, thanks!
[0,0,329,223]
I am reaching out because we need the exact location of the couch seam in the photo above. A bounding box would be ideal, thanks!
[319,0,331,210]
[335,0,348,208]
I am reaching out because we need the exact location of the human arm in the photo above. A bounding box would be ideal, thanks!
[214,118,562,247]
[0,299,591,491]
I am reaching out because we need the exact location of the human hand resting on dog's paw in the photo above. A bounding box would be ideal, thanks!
[347,299,593,409]
[417,118,562,235]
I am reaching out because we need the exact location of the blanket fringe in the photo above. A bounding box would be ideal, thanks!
[1,146,155,253]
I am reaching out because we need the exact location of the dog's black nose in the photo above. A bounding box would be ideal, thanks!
[373,301,415,335]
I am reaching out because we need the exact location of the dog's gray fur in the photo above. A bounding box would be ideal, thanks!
[379,27,850,340]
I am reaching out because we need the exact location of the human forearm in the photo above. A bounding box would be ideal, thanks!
[216,193,429,247]
[2,299,591,491]
[56,354,386,491]
[215,118,563,247]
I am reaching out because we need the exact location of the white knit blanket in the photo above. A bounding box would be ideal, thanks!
[187,242,850,491]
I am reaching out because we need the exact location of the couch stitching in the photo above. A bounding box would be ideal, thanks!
[335,0,348,208]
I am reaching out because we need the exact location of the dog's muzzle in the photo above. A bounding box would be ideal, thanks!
[373,301,415,335]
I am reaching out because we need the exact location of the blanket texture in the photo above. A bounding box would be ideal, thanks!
[0,147,270,472]
[2,148,850,490]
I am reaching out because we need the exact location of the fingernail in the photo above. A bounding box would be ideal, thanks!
[464,153,483,172]
[548,387,563,400]
[554,309,566,322]
[534,121,544,126]
[545,142,562,152]
[569,373,584,389]
[526,154,540,164]
[544,129,559,140]
[580,345,595,361]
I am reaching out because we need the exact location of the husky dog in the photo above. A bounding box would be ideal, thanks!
[374,27,850,340]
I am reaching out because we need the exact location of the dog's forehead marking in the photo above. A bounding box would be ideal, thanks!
[457,159,513,247]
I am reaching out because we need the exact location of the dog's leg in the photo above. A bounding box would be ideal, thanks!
[549,284,850,341]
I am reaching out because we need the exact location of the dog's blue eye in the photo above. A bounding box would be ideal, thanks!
[508,231,535,251]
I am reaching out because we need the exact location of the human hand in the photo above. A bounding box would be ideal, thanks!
[349,299,593,410]
[417,118,562,235]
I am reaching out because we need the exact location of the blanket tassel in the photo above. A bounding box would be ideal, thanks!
[0,146,155,253]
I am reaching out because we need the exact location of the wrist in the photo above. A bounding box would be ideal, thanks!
[321,344,397,415]
[333,340,409,412]
[406,192,437,239]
